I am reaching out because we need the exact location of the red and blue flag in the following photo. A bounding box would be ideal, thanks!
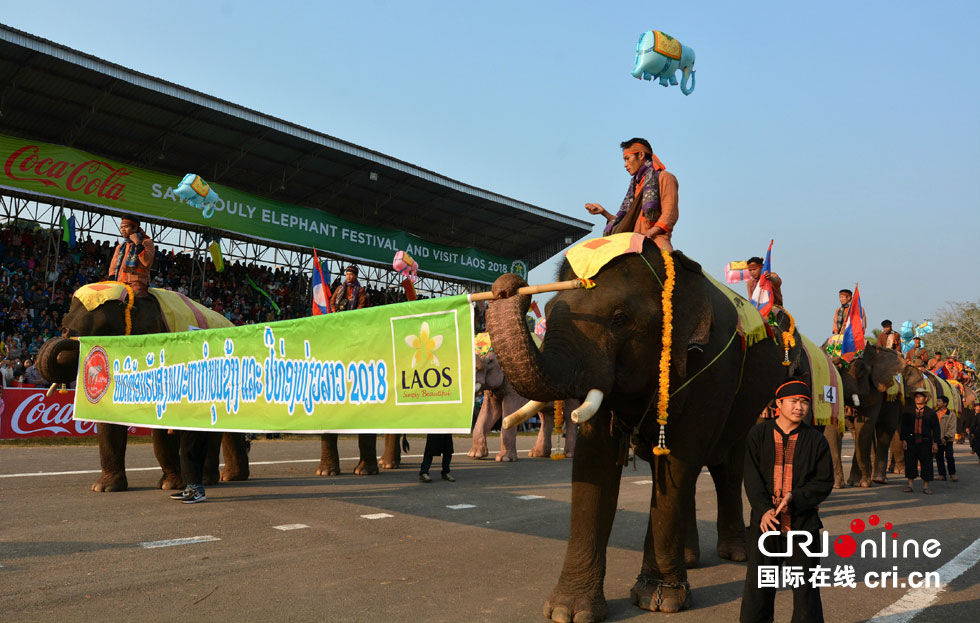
[750,240,774,317]
[311,250,332,316]
[840,284,866,362]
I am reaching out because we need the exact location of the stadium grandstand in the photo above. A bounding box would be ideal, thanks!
[0,24,591,387]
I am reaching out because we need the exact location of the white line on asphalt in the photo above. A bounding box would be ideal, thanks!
[633,479,653,485]
[446,504,476,510]
[361,513,393,520]
[273,524,309,531]
[139,535,220,549]
[868,537,980,623]
[516,495,544,500]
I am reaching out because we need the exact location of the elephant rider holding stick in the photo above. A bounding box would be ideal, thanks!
[106,216,155,297]
[585,137,679,252]
[741,380,834,623]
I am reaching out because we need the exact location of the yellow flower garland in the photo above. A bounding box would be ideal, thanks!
[551,400,565,460]
[781,310,796,366]
[653,249,676,456]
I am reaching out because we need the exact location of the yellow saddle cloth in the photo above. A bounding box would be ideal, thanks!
[800,334,845,434]
[73,282,233,332]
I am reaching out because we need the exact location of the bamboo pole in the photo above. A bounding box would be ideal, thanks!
[467,278,588,302]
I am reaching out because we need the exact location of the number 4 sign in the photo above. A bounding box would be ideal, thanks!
[823,386,838,404]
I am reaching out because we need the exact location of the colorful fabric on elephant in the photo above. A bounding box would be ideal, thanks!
[886,374,903,402]
[474,332,492,356]
[653,31,682,60]
[702,272,770,348]
[149,288,233,332]
[800,334,844,434]
[564,233,646,279]
[73,282,131,311]
[604,161,677,236]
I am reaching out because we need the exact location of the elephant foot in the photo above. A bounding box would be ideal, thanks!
[157,472,182,490]
[717,539,748,563]
[380,460,401,470]
[846,478,860,487]
[467,445,488,459]
[220,467,249,482]
[315,462,341,476]
[544,589,607,623]
[528,446,550,458]
[684,546,700,568]
[495,453,517,462]
[859,479,872,488]
[630,575,691,614]
[91,472,128,492]
[353,460,379,475]
[872,477,887,484]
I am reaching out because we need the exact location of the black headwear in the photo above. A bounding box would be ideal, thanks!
[775,380,810,401]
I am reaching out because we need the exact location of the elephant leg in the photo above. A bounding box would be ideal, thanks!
[529,407,553,457]
[354,434,379,475]
[92,423,131,492]
[889,430,906,474]
[317,433,341,476]
[849,416,875,487]
[544,416,622,623]
[467,392,493,458]
[682,487,701,568]
[202,432,222,485]
[151,429,182,490]
[631,456,699,613]
[220,432,250,481]
[380,433,402,469]
[710,445,748,563]
[823,424,846,488]
[496,393,522,462]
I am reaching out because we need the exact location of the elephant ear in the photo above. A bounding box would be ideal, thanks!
[669,252,713,378]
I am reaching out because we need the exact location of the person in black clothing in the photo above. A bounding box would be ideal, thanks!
[169,431,209,504]
[900,387,941,494]
[741,379,834,623]
[419,434,455,483]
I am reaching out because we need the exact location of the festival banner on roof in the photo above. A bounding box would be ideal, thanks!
[72,296,475,433]
[0,132,520,283]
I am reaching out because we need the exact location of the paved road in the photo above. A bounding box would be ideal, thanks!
[1,436,978,622]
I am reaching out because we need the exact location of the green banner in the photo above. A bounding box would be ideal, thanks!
[0,132,522,283]
[72,296,475,433]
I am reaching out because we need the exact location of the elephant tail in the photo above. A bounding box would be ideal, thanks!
[401,434,410,452]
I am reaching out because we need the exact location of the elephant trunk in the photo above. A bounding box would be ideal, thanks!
[486,275,578,403]
[36,336,81,384]
[680,66,695,95]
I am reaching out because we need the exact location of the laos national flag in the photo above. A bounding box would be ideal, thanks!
[311,250,332,316]
[840,284,866,362]
[750,240,774,317]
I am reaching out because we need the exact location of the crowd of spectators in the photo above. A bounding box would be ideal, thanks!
[1,220,437,388]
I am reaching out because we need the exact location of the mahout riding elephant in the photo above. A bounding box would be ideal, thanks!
[315,433,407,475]
[36,292,249,492]
[486,243,801,618]
[469,351,578,461]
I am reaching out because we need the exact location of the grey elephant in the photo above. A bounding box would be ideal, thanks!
[485,243,804,619]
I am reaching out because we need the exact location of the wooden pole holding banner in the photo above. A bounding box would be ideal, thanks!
[467,278,589,302]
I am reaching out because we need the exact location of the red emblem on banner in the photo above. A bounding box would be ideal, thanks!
[82,346,111,404]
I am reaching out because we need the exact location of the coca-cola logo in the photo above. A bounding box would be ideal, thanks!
[3,391,95,436]
[3,145,130,201]
[82,346,111,404]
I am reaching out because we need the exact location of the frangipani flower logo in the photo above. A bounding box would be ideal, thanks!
[405,321,443,368]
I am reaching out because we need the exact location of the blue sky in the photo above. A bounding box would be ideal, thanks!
[3,1,978,340]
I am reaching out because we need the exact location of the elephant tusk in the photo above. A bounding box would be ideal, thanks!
[46,382,59,397]
[570,389,604,424]
[502,400,547,430]
[852,394,861,407]
[474,382,482,394]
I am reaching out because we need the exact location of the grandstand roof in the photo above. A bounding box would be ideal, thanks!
[0,24,591,277]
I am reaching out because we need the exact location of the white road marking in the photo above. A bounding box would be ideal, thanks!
[516,495,544,500]
[633,479,653,485]
[868,537,980,623]
[273,524,309,531]
[139,535,220,549]
[446,504,476,510]
[361,513,393,520]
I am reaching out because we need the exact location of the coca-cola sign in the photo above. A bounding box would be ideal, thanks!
[3,144,130,201]
[0,388,149,438]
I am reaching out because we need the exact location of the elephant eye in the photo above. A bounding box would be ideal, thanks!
[611,309,629,328]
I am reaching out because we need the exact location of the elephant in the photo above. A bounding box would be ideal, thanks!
[315,433,408,475]
[37,292,249,492]
[485,244,802,618]
[469,351,578,461]
[631,30,696,95]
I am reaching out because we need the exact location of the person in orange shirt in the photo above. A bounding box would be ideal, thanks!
[106,217,155,297]
[585,137,679,252]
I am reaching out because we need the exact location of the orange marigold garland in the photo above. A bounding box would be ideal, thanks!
[551,400,565,460]
[780,310,796,366]
[653,250,676,456]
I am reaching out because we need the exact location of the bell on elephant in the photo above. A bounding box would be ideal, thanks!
[631,30,696,95]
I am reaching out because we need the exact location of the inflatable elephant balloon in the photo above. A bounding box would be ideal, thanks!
[174,173,221,218]
[631,30,696,95]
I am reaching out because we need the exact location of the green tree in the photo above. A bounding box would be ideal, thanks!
[928,299,980,364]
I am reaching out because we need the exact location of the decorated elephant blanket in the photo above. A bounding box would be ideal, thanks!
[72,282,233,332]
[800,334,845,434]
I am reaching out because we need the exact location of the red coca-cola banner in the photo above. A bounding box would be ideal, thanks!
[0,388,150,438]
